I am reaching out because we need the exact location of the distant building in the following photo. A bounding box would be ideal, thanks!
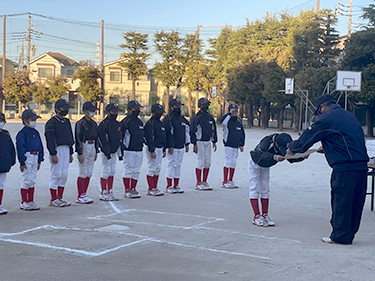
[0,56,18,84]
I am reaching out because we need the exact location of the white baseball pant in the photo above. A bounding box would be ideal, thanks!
[0,173,6,190]
[166,148,184,179]
[78,142,96,178]
[123,150,143,180]
[248,156,270,199]
[146,147,163,176]
[21,152,39,189]
[101,152,117,179]
[196,141,211,169]
[49,145,70,190]
[224,146,239,169]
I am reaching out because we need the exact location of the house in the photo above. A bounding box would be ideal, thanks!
[103,58,151,111]
[29,52,80,92]
[0,56,18,84]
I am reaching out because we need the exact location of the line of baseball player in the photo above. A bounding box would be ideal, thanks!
[0,97,296,228]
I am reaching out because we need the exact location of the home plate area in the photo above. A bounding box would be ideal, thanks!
[0,205,295,260]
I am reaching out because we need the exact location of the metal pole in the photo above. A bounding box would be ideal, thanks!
[316,0,320,12]
[26,13,31,72]
[345,91,348,110]
[2,15,6,81]
[300,98,303,131]
[348,0,353,36]
[101,20,104,118]
[305,91,309,130]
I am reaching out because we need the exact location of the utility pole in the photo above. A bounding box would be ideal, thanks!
[348,0,353,36]
[2,15,6,82]
[100,20,104,118]
[26,13,31,72]
[17,39,25,71]
[316,0,320,12]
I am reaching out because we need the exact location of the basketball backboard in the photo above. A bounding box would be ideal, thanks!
[336,71,361,91]
[285,78,294,94]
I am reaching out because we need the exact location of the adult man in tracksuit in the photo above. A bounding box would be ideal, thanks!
[190,98,217,190]
[221,103,245,189]
[163,99,190,194]
[0,113,16,215]
[121,100,144,199]
[98,103,121,201]
[287,95,369,245]
[144,103,166,196]
[45,99,74,207]
[75,101,99,204]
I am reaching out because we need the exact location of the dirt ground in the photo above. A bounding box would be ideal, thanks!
[0,122,374,281]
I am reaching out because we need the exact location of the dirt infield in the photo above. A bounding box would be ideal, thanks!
[0,123,374,281]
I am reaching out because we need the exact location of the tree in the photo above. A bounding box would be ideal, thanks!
[118,31,149,100]
[153,30,185,113]
[73,61,105,103]
[2,71,35,115]
[362,2,375,26]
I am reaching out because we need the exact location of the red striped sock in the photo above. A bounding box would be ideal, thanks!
[223,167,229,183]
[107,176,114,192]
[28,187,35,202]
[166,177,173,188]
[229,168,235,181]
[202,168,209,182]
[195,168,202,185]
[100,177,107,192]
[250,199,260,216]
[123,177,130,193]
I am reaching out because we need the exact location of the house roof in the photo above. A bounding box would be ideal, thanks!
[0,56,18,67]
[29,52,78,66]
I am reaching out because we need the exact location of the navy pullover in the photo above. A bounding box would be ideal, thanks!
[190,110,217,145]
[288,104,368,171]
[98,116,122,158]
[163,113,190,149]
[75,117,99,155]
[120,115,145,152]
[44,115,74,155]
[16,126,44,166]
[144,116,166,153]
[221,114,245,148]
[0,129,16,173]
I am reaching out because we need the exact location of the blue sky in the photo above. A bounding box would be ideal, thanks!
[1,0,372,66]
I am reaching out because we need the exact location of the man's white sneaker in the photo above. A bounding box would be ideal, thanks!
[99,190,110,201]
[29,202,40,210]
[322,237,335,244]
[229,181,238,188]
[59,198,71,207]
[147,188,164,196]
[50,199,63,207]
[76,194,93,204]
[166,186,178,194]
[253,214,266,227]
[174,186,184,193]
[20,202,33,211]
[108,190,119,201]
[262,214,275,226]
[124,189,141,199]
[221,182,234,189]
[0,205,8,215]
[202,182,213,190]
[195,183,205,190]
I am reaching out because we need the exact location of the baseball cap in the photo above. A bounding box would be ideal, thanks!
[198,98,210,107]
[151,103,164,114]
[314,95,335,115]
[127,100,143,110]
[169,99,184,107]
[105,103,120,112]
[83,101,99,111]
[22,109,41,120]
[0,112,5,120]
[228,103,238,111]
[275,133,293,156]
[55,99,73,109]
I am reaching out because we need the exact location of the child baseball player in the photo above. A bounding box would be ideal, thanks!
[75,102,100,204]
[221,103,245,189]
[16,110,44,211]
[45,99,74,207]
[120,100,144,199]
[190,98,217,190]
[0,113,16,215]
[144,103,166,196]
[163,99,190,194]
[98,103,121,201]
[249,133,304,226]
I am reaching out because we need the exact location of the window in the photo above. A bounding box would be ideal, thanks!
[66,69,74,77]
[38,68,53,78]
[110,71,121,82]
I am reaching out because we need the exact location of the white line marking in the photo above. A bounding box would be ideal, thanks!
[109,201,122,213]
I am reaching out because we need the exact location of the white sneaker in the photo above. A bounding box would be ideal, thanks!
[20,202,33,211]
[174,186,184,193]
[322,237,335,244]
[124,189,141,199]
[253,214,266,227]
[76,194,93,204]
[0,205,8,215]
[59,198,71,207]
[221,182,234,189]
[229,181,238,188]
[201,182,213,190]
[28,202,40,210]
[147,188,164,196]
[166,186,178,194]
[99,190,110,201]
[50,199,63,207]
[262,214,275,226]
[108,190,119,201]
[195,183,205,191]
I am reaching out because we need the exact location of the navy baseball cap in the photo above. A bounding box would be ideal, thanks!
[105,103,120,112]
[228,103,238,111]
[83,101,99,111]
[198,98,210,107]
[151,103,164,113]
[275,133,293,156]
[314,95,335,115]
[22,109,41,120]
[127,100,143,110]
[169,99,184,107]
[0,112,5,120]
[55,99,73,109]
